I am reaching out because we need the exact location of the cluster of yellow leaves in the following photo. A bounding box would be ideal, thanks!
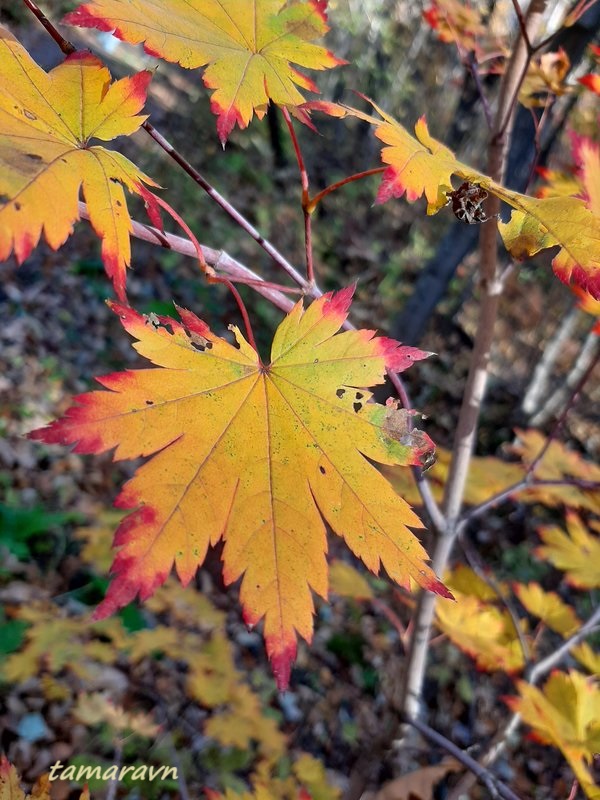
[64,0,343,143]
[205,752,339,800]
[506,672,600,800]
[0,757,89,800]
[0,603,125,684]
[310,100,600,298]
[2,516,339,798]
[0,27,156,300]
[434,563,599,676]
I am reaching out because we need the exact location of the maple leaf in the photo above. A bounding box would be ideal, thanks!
[572,642,600,676]
[423,0,487,55]
[435,567,528,673]
[74,692,161,737]
[30,288,448,688]
[536,512,600,589]
[506,671,600,800]
[309,100,600,298]
[519,49,571,108]
[0,756,89,800]
[64,0,344,144]
[514,582,580,637]
[0,27,157,300]
[329,559,374,601]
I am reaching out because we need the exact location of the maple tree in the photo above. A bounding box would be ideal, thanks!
[1,0,599,799]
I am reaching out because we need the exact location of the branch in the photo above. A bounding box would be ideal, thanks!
[458,477,600,528]
[77,202,297,314]
[405,715,524,800]
[398,0,548,727]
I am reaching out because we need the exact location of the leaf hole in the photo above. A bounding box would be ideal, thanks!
[336,388,345,398]
[145,399,154,405]
[353,402,362,413]
[14,202,21,211]
[355,391,364,400]
[319,465,326,475]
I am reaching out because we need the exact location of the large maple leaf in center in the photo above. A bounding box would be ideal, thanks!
[31,288,448,687]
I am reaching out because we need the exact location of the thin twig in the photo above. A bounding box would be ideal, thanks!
[308,167,386,211]
[510,0,533,53]
[466,52,494,131]
[458,530,532,665]
[404,715,523,800]
[458,477,600,529]
[281,107,315,285]
[20,0,76,54]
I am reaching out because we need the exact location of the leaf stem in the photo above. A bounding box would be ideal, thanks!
[280,108,315,284]
[20,0,76,55]
[308,168,386,211]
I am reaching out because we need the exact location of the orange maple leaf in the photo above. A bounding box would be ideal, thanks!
[64,0,344,143]
[0,27,157,299]
[310,99,600,298]
[30,288,449,688]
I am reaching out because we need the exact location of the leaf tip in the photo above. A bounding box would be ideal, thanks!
[270,641,297,692]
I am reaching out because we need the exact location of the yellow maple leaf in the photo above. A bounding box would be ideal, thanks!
[310,100,600,298]
[510,430,600,514]
[572,642,600,676]
[1,605,124,682]
[0,756,88,800]
[506,671,600,800]
[435,567,528,673]
[74,692,160,737]
[536,512,600,589]
[329,559,374,601]
[31,288,449,688]
[519,49,571,108]
[65,0,343,143]
[514,582,581,637]
[0,27,157,299]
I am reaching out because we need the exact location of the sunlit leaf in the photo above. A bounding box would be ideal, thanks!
[65,0,343,143]
[30,288,448,688]
[0,27,156,299]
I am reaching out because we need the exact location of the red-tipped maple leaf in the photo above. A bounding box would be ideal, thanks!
[64,0,344,143]
[30,288,449,688]
[0,26,157,299]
